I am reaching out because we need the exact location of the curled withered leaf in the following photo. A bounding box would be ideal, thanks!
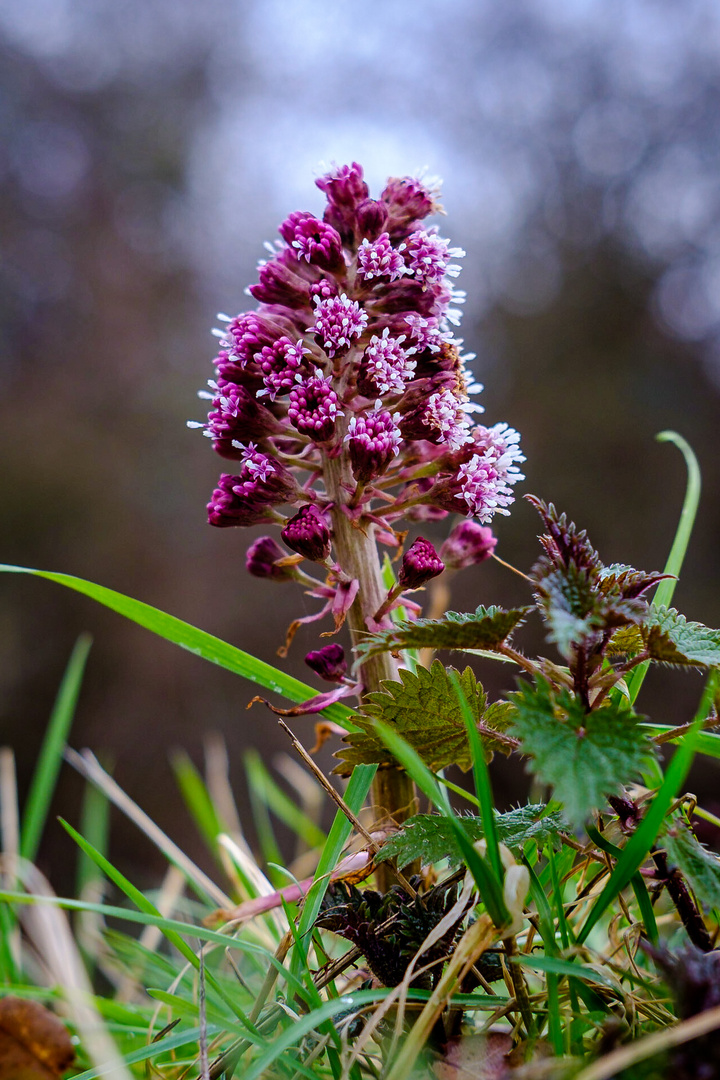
[0,997,74,1080]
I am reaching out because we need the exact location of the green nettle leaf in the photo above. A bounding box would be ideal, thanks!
[643,606,720,668]
[333,661,511,776]
[353,606,530,662]
[375,805,565,869]
[538,565,606,657]
[606,625,644,658]
[663,823,720,911]
[509,679,657,828]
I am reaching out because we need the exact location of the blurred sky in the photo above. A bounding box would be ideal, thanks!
[2,0,720,884]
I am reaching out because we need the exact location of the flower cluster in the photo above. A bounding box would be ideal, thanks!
[191,163,525,655]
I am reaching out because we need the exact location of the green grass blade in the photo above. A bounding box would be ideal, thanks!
[448,669,504,884]
[171,750,225,855]
[68,1023,223,1080]
[628,432,701,704]
[57,819,265,1034]
[20,634,92,862]
[75,763,111,899]
[0,565,353,725]
[244,750,326,849]
[586,826,658,945]
[641,724,720,760]
[372,720,509,926]
[578,671,717,944]
[291,763,375,980]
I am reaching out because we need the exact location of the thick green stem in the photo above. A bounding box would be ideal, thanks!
[324,440,417,889]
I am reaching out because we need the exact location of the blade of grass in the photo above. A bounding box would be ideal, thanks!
[20,634,92,862]
[447,669,504,884]
[372,720,509,926]
[0,565,353,726]
[244,750,326,849]
[586,826,658,945]
[57,819,266,1036]
[628,432,701,705]
[290,763,375,980]
[578,671,717,945]
[76,763,111,899]
[171,751,226,856]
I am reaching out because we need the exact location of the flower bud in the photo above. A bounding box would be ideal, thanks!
[345,408,402,484]
[439,521,497,570]
[279,211,344,272]
[281,505,332,562]
[355,198,389,241]
[245,536,296,581]
[398,537,444,589]
[304,643,347,682]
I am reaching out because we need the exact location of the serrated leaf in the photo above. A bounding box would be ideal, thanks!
[509,678,656,828]
[643,606,720,668]
[375,804,565,869]
[606,625,644,658]
[527,497,601,576]
[663,822,720,911]
[598,564,670,600]
[538,565,605,656]
[353,606,530,662]
[333,661,508,776]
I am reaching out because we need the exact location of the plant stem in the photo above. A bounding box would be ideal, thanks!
[324,435,417,890]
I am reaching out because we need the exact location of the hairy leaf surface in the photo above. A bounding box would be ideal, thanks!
[663,823,720,911]
[333,661,512,775]
[510,679,656,828]
[353,606,530,662]
[375,805,565,869]
[643,606,720,668]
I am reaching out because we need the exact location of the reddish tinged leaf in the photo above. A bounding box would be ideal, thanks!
[0,997,74,1080]
[433,1032,514,1080]
[247,681,359,717]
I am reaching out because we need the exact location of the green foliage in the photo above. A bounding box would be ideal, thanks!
[353,604,530,660]
[510,679,657,828]
[663,822,720,911]
[642,605,720,668]
[528,499,665,660]
[375,805,565,869]
[333,661,512,776]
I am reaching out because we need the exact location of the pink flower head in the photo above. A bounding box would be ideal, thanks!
[246,536,296,581]
[305,642,347,682]
[312,293,368,357]
[345,407,402,484]
[356,233,407,283]
[405,228,465,285]
[440,521,497,570]
[399,384,472,450]
[207,446,296,528]
[357,328,416,397]
[403,313,454,354]
[381,175,442,238]
[281,505,332,562]
[188,381,282,457]
[398,537,445,589]
[431,424,525,522]
[316,162,369,240]
[248,256,312,308]
[279,211,344,272]
[288,372,340,443]
[256,337,309,400]
[222,311,289,368]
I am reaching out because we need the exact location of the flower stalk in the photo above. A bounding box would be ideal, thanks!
[189,162,525,890]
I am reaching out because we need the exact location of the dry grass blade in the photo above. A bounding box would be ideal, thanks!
[277,719,417,898]
[116,863,186,1002]
[8,856,133,1079]
[573,1003,720,1080]
[66,747,232,909]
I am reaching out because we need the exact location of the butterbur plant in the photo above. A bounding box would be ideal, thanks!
[4,167,720,1080]
[188,162,525,835]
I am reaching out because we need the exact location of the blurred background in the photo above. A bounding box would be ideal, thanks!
[2,0,720,892]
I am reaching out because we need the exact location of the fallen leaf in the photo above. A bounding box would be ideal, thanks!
[0,997,74,1079]
[434,1032,513,1080]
